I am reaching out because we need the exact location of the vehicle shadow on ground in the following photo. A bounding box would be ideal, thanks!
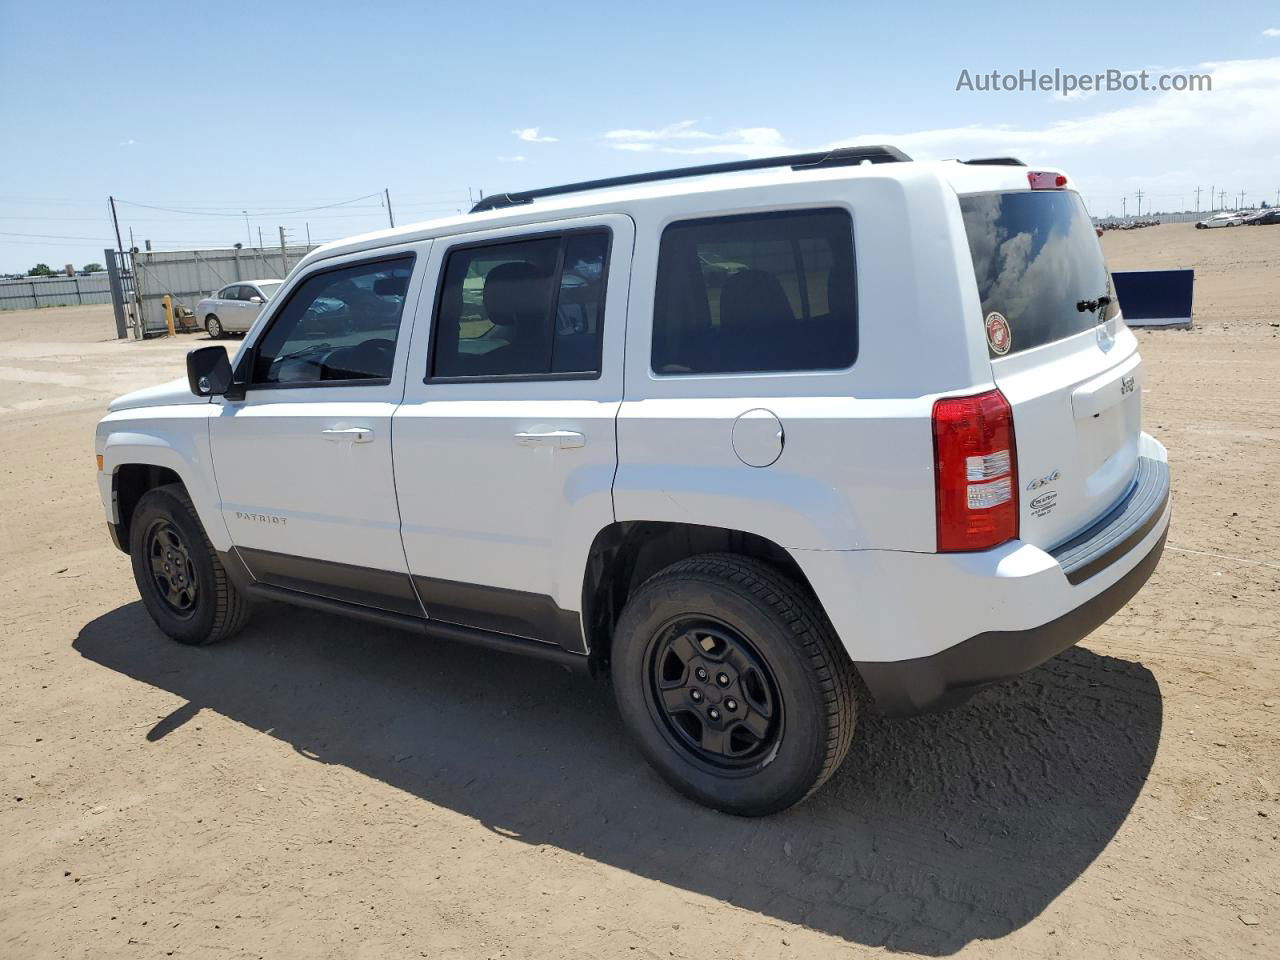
[75,601,1162,955]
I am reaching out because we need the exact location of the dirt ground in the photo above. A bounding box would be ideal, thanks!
[1,222,1277,959]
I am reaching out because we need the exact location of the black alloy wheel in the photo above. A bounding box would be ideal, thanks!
[645,617,782,772]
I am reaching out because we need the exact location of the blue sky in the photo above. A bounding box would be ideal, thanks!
[2,0,1279,272]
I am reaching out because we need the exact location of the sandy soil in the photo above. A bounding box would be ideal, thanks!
[1,223,1277,959]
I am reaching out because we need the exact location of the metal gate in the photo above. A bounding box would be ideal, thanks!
[104,248,142,339]
[124,244,317,337]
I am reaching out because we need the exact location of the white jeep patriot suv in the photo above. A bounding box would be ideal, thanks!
[95,148,1170,815]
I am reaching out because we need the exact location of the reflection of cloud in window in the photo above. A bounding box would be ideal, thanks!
[965,197,1095,330]
[986,223,1089,331]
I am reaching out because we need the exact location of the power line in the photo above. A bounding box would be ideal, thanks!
[117,192,383,217]
[0,229,115,241]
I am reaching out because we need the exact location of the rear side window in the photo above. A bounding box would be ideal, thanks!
[430,230,610,380]
[652,209,857,375]
[959,190,1119,357]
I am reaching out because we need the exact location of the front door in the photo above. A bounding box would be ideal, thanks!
[394,215,633,649]
[210,245,427,614]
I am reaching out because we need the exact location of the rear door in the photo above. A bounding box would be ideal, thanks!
[394,215,633,649]
[957,189,1141,549]
[225,286,257,332]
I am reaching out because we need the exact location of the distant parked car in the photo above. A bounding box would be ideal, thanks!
[1245,209,1280,226]
[1196,212,1247,229]
[196,280,283,338]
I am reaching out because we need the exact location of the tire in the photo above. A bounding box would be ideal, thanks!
[205,314,223,338]
[610,553,859,816]
[128,484,251,645]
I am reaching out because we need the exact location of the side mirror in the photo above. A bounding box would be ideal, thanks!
[249,296,264,304]
[187,345,233,397]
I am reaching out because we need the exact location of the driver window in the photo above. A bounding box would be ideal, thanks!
[251,255,414,386]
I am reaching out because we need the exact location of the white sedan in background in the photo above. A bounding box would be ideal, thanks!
[195,280,282,338]
[1195,212,1248,229]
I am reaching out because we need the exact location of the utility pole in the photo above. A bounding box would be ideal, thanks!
[243,210,252,247]
[1122,196,1126,217]
[279,226,289,276]
[305,221,311,245]
[1194,186,1202,213]
[1135,188,1143,217]
[1209,184,1215,212]
[109,196,125,255]
[257,226,263,251]
[384,187,395,228]
[1239,189,1246,210]
[1218,189,1226,209]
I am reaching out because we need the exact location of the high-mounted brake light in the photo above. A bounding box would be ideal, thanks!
[1028,171,1068,190]
[933,389,1018,552]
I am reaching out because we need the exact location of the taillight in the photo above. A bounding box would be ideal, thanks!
[933,389,1018,552]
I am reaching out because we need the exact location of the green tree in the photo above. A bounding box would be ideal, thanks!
[81,262,105,273]
[27,263,55,277]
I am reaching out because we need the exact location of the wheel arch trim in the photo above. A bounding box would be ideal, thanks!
[579,520,829,662]
[98,418,231,552]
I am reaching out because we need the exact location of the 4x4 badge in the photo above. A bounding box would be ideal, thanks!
[985,312,1012,355]
[1026,469,1060,491]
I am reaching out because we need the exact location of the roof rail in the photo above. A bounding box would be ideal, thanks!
[961,157,1026,166]
[469,145,912,213]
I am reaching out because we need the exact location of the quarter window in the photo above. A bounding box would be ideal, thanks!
[251,256,414,386]
[430,230,610,379]
[652,209,857,375]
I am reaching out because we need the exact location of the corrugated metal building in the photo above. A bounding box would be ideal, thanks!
[130,244,317,334]
[0,273,113,311]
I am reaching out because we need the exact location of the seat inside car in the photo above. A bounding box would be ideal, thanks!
[717,268,798,372]
[480,260,553,374]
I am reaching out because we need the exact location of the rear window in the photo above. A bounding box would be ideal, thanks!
[652,209,857,375]
[959,191,1119,357]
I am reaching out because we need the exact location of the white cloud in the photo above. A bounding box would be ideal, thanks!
[513,127,557,143]
[604,58,1278,215]
[497,154,526,163]
[842,58,1278,156]
[1263,27,1280,37]
[840,58,1280,212]
[601,122,787,158]
[604,120,718,142]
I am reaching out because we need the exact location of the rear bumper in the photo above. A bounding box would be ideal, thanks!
[858,526,1166,715]
[792,433,1170,716]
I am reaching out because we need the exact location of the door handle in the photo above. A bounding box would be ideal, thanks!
[322,427,374,443]
[513,430,586,449]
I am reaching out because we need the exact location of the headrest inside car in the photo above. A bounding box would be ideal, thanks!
[374,276,408,297]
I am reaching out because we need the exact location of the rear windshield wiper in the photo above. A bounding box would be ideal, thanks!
[1076,295,1113,313]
